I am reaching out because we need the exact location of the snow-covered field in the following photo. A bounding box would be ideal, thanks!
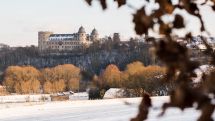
[0,94,51,103]
[0,96,215,121]
[0,92,89,103]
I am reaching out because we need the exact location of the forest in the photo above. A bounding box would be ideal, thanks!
[1,61,167,98]
[0,39,156,81]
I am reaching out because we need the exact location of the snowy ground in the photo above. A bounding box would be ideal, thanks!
[0,92,89,103]
[0,96,215,121]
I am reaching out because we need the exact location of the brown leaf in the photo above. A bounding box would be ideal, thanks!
[159,23,172,35]
[160,84,195,116]
[131,93,151,121]
[133,7,153,35]
[185,32,192,39]
[165,4,175,14]
[173,14,185,29]
[156,0,175,14]
[189,3,198,15]
[114,0,126,8]
[85,0,93,6]
[213,5,215,11]
[197,103,214,121]
[100,0,107,10]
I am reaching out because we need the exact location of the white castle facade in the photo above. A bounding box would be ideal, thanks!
[38,26,99,51]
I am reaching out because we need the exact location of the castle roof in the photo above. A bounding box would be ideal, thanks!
[91,28,98,35]
[78,26,86,33]
[49,34,78,41]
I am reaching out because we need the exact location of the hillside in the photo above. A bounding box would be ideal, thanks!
[0,42,154,75]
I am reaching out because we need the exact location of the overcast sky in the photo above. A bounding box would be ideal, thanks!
[0,0,215,47]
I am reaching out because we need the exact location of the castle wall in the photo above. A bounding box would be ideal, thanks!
[38,27,98,51]
[44,41,85,51]
[38,31,53,51]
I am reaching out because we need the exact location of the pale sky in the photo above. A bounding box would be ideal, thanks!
[0,0,215,47]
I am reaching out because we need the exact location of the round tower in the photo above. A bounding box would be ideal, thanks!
[113,33,120,42]
[91,28,99,41]
[38,31,53,51]
[78,26,86,41]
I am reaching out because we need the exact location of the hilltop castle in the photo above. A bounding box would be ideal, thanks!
[38,26,99,51]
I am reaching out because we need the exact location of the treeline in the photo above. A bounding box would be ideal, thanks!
[3,64,80,94]
[2,62,167,96]
[0,39,156,76]
[93,61,167,97]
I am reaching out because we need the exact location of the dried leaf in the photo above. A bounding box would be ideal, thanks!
[159,23,172,35]
[156,0,175,14]
[114,0,126,8]
[197,103,214,121]
[133,7,153,35]
[164,4,175,14]
[85,0,93,6]
[131,93,151,121]
[173,14,185,29]
[212,5,215,11]
[100,0,107,10]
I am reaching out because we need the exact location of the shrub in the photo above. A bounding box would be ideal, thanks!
[51,95,69,101]
[99,64,121,88]
[88,88,103,100]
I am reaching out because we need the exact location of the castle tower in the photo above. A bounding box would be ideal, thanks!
[90,28,99,41]
[78,26,86,41]
[113,33,120,42]
[38,31,53,51]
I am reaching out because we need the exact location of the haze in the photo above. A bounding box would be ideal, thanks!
[0,0,214,46]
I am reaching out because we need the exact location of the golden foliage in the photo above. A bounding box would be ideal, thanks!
[139,65,166,81]
[43,81,53,94]
[31,79,40,93]
[53,79,65,93]
[3,66,41,93]
[125,61,145,75]
[122,63,166,95]
[100,64,121,87]
[3,64,80,94]
[41,64,81,92]
[68,78,79,91]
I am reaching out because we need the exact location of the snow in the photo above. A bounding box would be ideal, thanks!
[69,92,88,100]
[103,88,125,99]
[0,96,215,121]
[0,92,88,103]
[185,36,215,50]
[197,44,207,50]
[0,94,51,103]
[193,65,213,83]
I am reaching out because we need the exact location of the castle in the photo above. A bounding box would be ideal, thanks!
[38,26,99,51]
